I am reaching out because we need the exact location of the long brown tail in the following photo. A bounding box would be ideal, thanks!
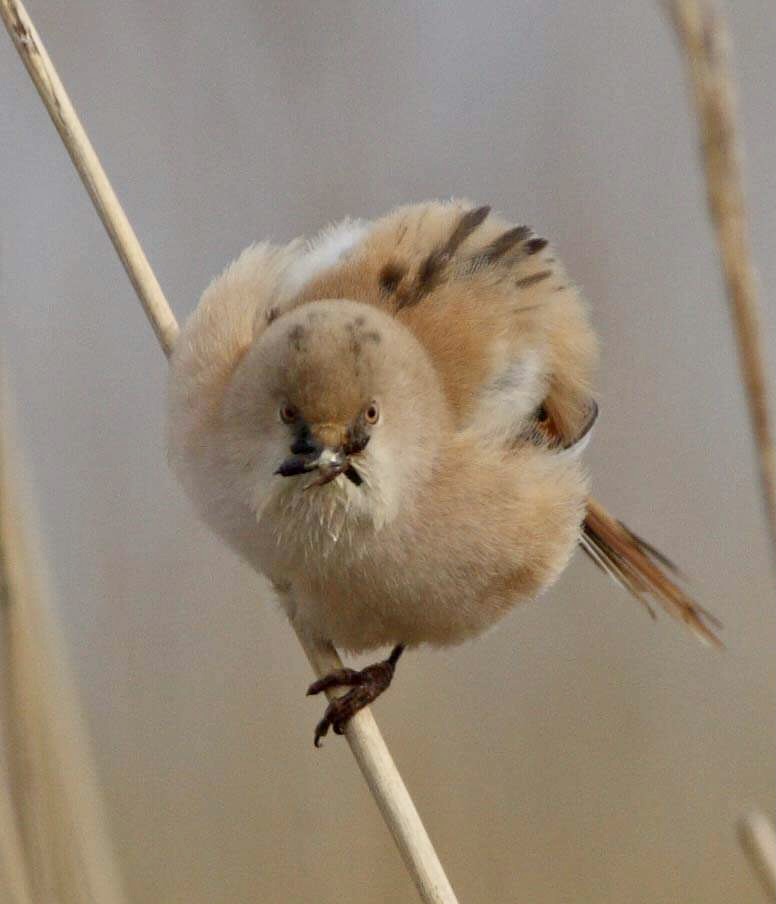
[582,497,723,648]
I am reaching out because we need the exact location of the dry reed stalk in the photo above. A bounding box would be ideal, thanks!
[0,782,33,904]
[739,812,776,900]
[0,453,34,904]
[0,633,34,902]
[0,369,128,903]
[664,0,776,557]
[665,8,776,893]
[0,2,459,900]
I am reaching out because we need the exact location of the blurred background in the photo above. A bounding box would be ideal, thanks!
[1,1,774,901]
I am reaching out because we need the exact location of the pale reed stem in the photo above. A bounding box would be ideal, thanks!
[0,1,459,900]
[739,812,776,900]
[664,12,776,897]
[0,370,129,904]
[664,0,776,559]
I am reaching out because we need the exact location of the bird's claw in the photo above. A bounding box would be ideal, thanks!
[308,646,404,748]
[313,701,352,747]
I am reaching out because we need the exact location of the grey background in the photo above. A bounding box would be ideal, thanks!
[1,2,774,902]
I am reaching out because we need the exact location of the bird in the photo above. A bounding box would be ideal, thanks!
[167,200,720,746]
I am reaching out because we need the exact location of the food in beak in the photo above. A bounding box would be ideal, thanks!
[306,448,348,487]
[275,448,363,487]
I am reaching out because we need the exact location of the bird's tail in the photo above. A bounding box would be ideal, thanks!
[582,497,723,647]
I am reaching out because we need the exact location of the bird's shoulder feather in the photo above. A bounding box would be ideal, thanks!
[296,200,598,446]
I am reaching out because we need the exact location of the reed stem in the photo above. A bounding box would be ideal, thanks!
[0,2,459,900]
[664,0,776,560]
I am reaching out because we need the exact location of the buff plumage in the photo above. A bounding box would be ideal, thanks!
[168,200,718,744]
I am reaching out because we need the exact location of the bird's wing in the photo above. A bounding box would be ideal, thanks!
[295,200,598,449]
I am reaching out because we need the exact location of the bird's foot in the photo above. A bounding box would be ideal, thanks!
[307,644,405,747]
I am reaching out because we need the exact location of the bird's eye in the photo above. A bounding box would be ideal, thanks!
[364,401,380,425]
[279,404,298,424]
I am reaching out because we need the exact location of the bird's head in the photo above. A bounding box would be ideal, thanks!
[222,299,448,531]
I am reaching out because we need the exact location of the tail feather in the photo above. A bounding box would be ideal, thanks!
[583,497,723,648]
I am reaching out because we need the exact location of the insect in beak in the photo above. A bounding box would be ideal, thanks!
[304,448,349,488]
[275,448,363,488]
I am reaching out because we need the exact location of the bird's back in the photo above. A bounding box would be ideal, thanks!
[295,200,598,447]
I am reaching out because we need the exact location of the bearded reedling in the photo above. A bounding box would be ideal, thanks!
[168,200,720,746]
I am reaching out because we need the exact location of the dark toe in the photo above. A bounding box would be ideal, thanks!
[307,667,361,696]
[307,679,326,696]
[310,649,402,749]
[314,716,331,748]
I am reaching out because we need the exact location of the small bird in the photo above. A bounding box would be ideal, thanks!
[168,200,720,746]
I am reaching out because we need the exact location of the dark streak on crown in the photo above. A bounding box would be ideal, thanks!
[345,319,382,360]
[288,324,306,350]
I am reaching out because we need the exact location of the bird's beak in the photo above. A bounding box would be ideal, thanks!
[275,428,363,487]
